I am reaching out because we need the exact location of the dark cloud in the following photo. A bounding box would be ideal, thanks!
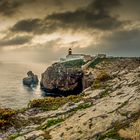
[0,0,91,18]
[0,0,20,16]
[0,36,32,47]
[11,19,42,33]
[46,0,122,30]
[89,0,120,12]
[97,29,140,56]
[10,18,60,34]
[106,29,140,41]
[10,0,123,34]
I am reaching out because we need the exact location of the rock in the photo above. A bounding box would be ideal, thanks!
[104,138,117,140]
[20,125,40,135]
[23,71,39,87]
[40,63,83,96]
[15,136,26,140]
[18,130,45,140]
[47,67,140,140]
[82,70,94,89]
[83,89,104,99]
[35,136,45,140]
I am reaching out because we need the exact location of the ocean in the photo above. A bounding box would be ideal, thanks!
[0,62,48,109]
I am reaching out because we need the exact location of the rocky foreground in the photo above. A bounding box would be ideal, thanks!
[0,58,140,140]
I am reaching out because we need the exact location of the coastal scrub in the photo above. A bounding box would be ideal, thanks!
[0,108,16,128]
[28,95,82,110]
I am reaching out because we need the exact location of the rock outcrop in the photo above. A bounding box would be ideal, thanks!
[23,71,39,87]
[48,67,140,140]
[40,63,83,96]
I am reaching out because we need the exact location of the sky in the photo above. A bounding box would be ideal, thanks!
[0,0,140,63]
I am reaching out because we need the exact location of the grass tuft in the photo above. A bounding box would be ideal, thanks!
[41,118,64,130]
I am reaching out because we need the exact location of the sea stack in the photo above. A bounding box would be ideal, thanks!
[23,71,39,87]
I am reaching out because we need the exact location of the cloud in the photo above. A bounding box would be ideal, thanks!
[95,29,140,56]
[0,0,20,16]
[11,19,42,33]
[46,0,122,31]
[10,17,62,34]
[10,0,123,35]
[106,29,140,41]
[89,0,121,12]
[0,0,140,58]
[0,36,32,47]
[0,0,91,18]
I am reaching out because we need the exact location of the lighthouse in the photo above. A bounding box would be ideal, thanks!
[68,48,72,55]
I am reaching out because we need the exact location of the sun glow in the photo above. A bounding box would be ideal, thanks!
[31,32,99,49]
[32,33,61,44]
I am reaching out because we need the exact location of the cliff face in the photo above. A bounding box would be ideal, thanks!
[40,62,84,96]
[40,58,140,96]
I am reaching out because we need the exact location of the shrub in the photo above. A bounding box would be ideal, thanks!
[0,108,16,128]
[0,108,16,120]
[96,72,111,82]
[92,71,111,90]
[28,95,82,110]
[92,80,108,90]
[100,90,110,98]
[0,119,8,127]
[92,80,102,89]
[62,59,85,68]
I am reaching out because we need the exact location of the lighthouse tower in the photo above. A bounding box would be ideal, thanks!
[68,48,72,55]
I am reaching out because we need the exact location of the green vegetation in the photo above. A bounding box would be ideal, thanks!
[8,133,20,140]
[98,128,126,140]
[39,102,92,130]
[28,95,82,110]
[62,59,86,68]
[41,118,64,130]
[100,90,110,98]
[0,108,16,128]
[89,58,103,68]
[76,102,92,110]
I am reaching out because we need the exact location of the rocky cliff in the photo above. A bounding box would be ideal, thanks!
[0,58,140,140]
[40,62,84,96]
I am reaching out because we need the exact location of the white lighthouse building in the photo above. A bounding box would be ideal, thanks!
[60,48,93,62]
[66,48,85,60]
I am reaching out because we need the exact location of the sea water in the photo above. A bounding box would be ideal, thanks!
[0,62,47,109]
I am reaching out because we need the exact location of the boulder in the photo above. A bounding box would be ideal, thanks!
[23,71,39,87]
[40,63,83,96]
